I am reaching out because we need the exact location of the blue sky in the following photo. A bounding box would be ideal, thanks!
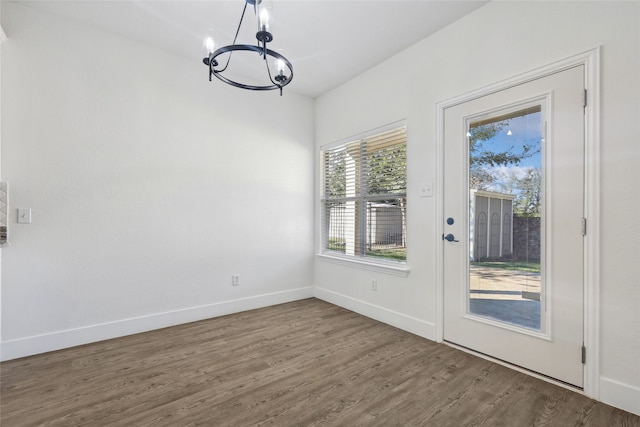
[470,110,543,194]
[484,111,542,169]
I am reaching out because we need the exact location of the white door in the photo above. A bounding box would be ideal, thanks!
[443,66,585,387]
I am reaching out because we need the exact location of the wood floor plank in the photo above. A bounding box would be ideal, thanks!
[1,298,638,426]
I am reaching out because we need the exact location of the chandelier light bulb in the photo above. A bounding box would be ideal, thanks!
[205,37,215,54]
[260,9,270,31]
[276,59,286,74]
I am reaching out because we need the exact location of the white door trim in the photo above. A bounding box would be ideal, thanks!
[435,47,601,399]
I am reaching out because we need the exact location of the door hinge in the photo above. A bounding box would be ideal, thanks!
[582,217,587,236]
[583,89,588,108]
[582,345,586,364]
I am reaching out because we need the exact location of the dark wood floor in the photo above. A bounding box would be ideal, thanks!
[1,298,638,426]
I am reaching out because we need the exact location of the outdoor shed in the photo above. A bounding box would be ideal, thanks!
[470,189,515,261]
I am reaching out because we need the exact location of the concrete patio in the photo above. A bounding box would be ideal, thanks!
[469,265,542,330]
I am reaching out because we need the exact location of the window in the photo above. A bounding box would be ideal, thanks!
[321,126,407,263]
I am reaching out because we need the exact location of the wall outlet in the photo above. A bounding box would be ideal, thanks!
[371,279,378,291]
[232,274,240,286]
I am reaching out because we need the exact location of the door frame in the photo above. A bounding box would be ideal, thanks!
[435,47,601,399]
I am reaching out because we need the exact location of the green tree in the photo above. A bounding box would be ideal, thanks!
[495,167,542,217]
[324,148,347,198]
[513,167,541,217]
[366,145,407,195]
[469,121,537,190]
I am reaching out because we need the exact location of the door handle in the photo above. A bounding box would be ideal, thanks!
[443,233,459,242]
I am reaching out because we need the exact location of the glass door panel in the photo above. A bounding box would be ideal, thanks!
[467,105,543,332]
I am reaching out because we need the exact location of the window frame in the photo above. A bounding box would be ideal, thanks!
[318,122,409,276]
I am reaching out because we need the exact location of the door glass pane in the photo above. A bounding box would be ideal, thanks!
[468,105,543,331]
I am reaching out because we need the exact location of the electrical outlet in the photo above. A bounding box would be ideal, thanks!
[232,275,240,286]
[371,279,378,291]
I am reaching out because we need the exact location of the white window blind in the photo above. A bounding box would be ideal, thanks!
[321,126,407,263]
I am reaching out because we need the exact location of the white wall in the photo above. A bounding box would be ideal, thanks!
[315,1,639,416]
[0,2,315,360]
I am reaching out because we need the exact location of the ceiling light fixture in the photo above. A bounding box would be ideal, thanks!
[202,0,293,96]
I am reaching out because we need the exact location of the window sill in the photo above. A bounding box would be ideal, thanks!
[316,253,410,277]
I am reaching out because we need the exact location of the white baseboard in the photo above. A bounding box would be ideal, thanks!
[0,287,314,362]
[600,376,640,416]
[313,286,436,340]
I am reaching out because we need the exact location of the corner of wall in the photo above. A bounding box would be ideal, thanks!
[599,377,640,417]
[313,286,436,341]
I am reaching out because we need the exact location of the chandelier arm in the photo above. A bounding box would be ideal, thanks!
[264,54,274,81]
[232,2,248,46]
[218,2,249,74]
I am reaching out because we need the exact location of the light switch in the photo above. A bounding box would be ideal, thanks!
[420,182,433,198]
[17,208,32,224]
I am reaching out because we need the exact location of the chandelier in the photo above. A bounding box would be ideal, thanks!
[202,0,293,96]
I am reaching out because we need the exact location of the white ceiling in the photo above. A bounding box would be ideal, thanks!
[16,0,489,98]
